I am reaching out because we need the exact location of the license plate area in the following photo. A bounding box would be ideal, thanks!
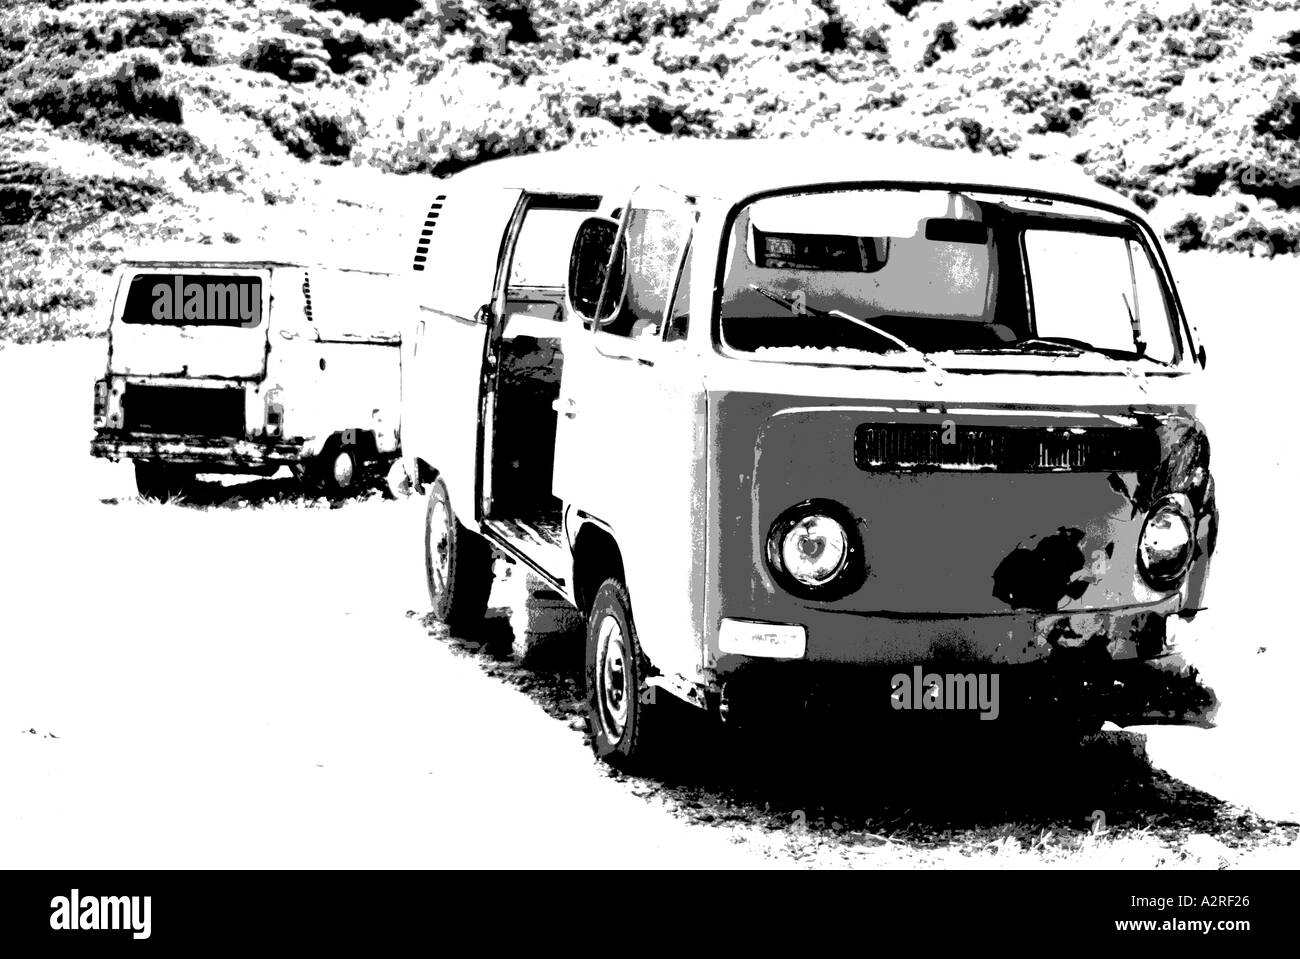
[123,385,245,438]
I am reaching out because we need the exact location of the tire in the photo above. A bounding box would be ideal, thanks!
[384,458,414,500]
[585,578,674,770]
[134,462,192,501]
[310,441,359,497]
[424,476,493,631]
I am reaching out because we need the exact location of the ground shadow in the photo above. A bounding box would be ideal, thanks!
[101,472,388,509]
[424,605,1293,853]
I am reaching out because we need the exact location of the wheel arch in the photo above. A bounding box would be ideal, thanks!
[571,518,625,617]
[334,428,380,462]
[414,456,439,488]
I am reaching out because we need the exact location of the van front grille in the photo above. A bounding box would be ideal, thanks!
[123,385,245,438]
[853,423,1158,473]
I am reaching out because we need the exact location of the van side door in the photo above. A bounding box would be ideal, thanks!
[405,185,524,525]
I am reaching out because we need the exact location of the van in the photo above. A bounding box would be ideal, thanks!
[91,253,402,499]
[399,140,1218,768]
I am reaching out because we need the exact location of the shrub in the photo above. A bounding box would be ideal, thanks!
[4,50,189,155]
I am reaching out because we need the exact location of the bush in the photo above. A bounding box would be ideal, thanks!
[359,68,575,173]
[0,160,161,231]
[250,94,365,160]
[0,265,96,344]
[241,31,332,83]
[4,50,189,155]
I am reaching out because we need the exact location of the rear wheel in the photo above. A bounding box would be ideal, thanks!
[309,441,359,497]
[424,476,493,631]
[585,578,674,770]
[134,462,192,501]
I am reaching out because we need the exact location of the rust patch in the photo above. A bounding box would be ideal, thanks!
[991,526,1089,611]
[1133,413,1212,514]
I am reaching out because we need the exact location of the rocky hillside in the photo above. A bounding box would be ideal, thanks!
[2,0,1298,341]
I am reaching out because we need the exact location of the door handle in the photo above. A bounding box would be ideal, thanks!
[602,350,654,368]
[554,397,578,419]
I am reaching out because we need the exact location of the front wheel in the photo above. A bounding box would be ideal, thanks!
[585,578,674,770]
[424,476,493,631]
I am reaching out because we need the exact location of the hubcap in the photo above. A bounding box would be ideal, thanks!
[428,499,451,594]
[596,614,630,742]
[332,451,355,488]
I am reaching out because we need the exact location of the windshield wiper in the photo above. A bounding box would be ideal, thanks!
[748,285,944,385]
[1009,336,1141,362]
[1009,333,1150,392]
[1011,336,1100,354]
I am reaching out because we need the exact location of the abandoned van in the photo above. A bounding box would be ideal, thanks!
[91,252,402,499]
[400,140,1218,768]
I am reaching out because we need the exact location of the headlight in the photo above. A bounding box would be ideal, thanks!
[780,515,848,586]
[766,500,865,599]
[1137,495,1194,590]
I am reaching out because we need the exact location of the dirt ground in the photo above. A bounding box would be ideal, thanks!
[0,251,1297,868]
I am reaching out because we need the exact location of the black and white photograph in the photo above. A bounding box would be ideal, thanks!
[0,0,1296,936]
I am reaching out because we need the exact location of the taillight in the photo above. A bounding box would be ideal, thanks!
[93,379,108,426]
[264,387,284,437]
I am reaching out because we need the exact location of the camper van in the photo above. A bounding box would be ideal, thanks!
[399,140,1218,768]
[91,253,403,499]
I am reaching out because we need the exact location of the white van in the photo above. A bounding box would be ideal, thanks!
[91,252,403,499]
[396,141,1218,769]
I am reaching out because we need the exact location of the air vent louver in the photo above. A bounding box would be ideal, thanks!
[412,194,447,272]
[301,274,313,323]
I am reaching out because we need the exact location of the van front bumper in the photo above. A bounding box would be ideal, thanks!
[91,430,305,470]
[711,602,1217,727]
[714,598,1186,672]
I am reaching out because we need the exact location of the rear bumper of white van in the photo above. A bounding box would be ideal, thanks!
[91,430,305,471]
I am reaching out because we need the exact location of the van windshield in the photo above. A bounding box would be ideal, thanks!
[717,188,1181,367]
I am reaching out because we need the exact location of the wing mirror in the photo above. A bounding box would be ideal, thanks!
[568,217,625,326]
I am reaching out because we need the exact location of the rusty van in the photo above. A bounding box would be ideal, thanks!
[91,251,403,499]
[399,140,1218,768]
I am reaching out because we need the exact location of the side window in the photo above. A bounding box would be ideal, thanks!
[596,198,694,343]
[508,207,590,290]
[505,204,594,327]
[664,247,691,343]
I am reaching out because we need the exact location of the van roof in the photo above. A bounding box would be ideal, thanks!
[448,138,1142,218]
[118,243,396,274]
